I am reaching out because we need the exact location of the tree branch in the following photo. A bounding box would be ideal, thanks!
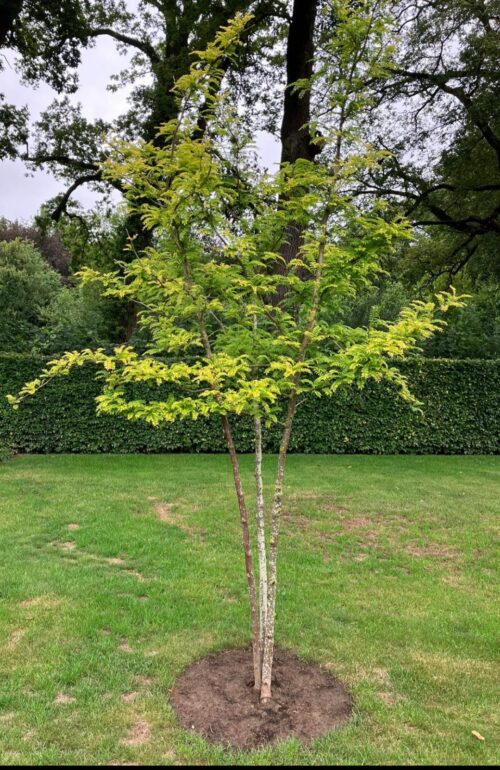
[23,152,100,172]
[388,66,500,166]
[86,27,160,65]
[50,171,124,221]
[50,173,102,221]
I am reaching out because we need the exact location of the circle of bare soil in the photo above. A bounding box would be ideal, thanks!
[170,648,353,749]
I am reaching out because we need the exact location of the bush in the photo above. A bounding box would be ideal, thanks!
[0,354,498,454]
[0,239,62,351]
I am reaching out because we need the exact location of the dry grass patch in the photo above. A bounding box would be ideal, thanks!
[54,692,76,705]
[410,650,496,679]
[406,543,459,559]
[124,569,148,583]
[121,691,139,703]
[19,595,62,610]
[149,498,199,536]
[118,639,134,654]
[120,719,151,747]
[376,691,401,706]
[5,629,25,650]
[58,540,77,552]
[133,676,154,687]
[341,516,372,530]
[51,541,149,582]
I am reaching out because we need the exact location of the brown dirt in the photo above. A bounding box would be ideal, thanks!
[171,647,353,749]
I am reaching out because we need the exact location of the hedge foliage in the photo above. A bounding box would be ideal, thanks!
[0,353,498,454]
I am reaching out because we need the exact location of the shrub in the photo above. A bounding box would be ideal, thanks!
[1,354,498,454]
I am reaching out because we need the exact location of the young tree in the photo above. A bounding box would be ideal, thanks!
[9,13,465,703]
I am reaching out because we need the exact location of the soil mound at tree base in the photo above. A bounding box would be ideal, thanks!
[171,647,353,749]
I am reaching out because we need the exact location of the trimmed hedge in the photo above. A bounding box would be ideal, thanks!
[0,353,499,454]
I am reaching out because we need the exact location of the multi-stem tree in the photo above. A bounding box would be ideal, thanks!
[9,14,465,703]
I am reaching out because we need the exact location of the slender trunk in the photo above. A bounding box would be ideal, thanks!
[254,415,268,691]
[260,225,329,703]
[260,391,298,702]
[189,288,260,688]
[220,415,260,689]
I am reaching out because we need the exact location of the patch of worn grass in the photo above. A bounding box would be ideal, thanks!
[0,454,498,765]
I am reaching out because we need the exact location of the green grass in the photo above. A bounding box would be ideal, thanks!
[0,454,498,766]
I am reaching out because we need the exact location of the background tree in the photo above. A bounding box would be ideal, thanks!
[0,235,115,353]
[9,13,464,703]
[0,238,61,350]
[0,1,286,224]
[0,0,289,341]
[0,216,71,278]
[361,0,500,280]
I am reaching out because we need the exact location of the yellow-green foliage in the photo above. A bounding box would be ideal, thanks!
[8,13,465,426]
[1,355,499,454]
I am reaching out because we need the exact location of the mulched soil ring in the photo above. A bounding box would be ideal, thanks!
[170,647,353,749]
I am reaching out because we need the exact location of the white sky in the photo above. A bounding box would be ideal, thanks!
[0,35,281,222]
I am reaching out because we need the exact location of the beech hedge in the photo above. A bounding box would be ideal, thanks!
[0,353,498,454]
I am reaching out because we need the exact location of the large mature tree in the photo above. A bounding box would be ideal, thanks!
[4,0,497,288]
[360,0,500,280]
[0,0,287,228]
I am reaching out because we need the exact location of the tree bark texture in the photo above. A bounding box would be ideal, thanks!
[275,0,321,302]
[254,415,268,691]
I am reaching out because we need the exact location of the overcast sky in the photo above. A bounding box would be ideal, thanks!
[0,33,280,222]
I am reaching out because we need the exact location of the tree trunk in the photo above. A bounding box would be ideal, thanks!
[260,224,329,702]
[275,0,321,303]
[280,0,319,167]
[221,415,261,689]
[192,299,261,690]
[260,390,298,702]
[254,415,268,691]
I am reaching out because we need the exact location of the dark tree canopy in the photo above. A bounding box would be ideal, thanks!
[1,0,499,295]
[362,0,500,281]
[0,0,288,222]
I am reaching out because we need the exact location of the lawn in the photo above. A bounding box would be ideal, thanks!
[0,454,498,766]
